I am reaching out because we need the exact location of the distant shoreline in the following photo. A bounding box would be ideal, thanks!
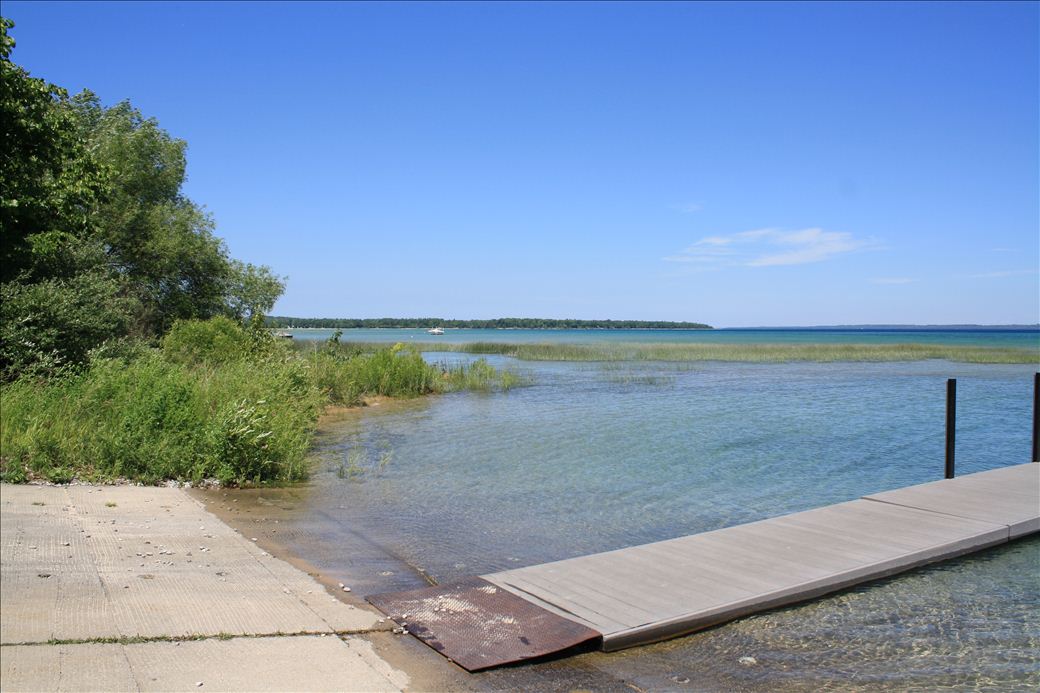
[265,317,713,330]
[269,322,1039,332]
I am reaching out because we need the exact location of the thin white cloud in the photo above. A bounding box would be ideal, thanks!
[871,277,917,285]
[963,269,1038,279]
[697,235,735,245]
[664,227,878,268]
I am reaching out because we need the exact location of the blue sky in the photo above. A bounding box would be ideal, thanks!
[5,1,1038,326]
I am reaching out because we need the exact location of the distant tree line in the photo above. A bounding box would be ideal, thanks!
[266,317,713,330]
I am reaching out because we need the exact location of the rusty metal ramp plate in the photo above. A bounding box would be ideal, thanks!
[367,576,602,671]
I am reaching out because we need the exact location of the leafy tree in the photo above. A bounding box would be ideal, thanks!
[72,94,235,334]
[0,18,130,378]
[0,18,285,379]
[0,18,108,283]
[224,260,285,322]
[69,93,286,334]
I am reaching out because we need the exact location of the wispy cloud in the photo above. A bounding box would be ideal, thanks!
[664,228,878,268]
[963,269,1038,279]
[871,277,917,285]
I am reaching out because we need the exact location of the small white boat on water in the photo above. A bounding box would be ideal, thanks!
[427,328,445,335]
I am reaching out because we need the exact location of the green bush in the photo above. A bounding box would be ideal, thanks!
[161,316,252,365]
[0,271,135,380]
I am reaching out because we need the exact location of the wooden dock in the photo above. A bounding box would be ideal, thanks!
[369,463,1039,669]
[484,463,1039,652]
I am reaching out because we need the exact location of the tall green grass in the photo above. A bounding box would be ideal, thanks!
[439,357,523,392]
[0,322,520,485]
[406,341,1039,364]
[302,341,520,405]
[0,352,323,485]
[306,344,438,405]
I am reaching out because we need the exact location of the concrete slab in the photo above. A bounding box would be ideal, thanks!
[126,635,405,692]
[1,487,119,642]
[2,484,409,692]
[1,644,137,692]
[1,485,379,643]
[1,636,407,692]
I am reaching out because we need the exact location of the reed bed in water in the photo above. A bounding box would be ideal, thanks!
[399,341,1039,364]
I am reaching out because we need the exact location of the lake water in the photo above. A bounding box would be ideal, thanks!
[314,357,1037,579]
[236,342,1039,689]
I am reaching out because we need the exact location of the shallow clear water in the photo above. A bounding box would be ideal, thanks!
[310,358,1036,579]
[286,327,1040,349]
[276,357,1039,687]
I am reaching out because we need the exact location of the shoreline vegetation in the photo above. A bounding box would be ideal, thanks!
[0,320,519,487]
[266,316,713,330]
[396,341,1039,364]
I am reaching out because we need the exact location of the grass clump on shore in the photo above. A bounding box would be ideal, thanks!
[407,341,1038,364]
[0,342,322,485]
[0,320,519,486]
[300,335,520,405]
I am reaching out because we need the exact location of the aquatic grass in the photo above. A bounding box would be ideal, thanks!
[333,442,397,481]
[437,357,525,392]
[406,341,1039,364]
[603,372,676,386]
[304,342,522,404]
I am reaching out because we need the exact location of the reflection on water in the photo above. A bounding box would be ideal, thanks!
[240,358,1040,688]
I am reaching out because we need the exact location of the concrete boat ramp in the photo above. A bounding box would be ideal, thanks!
[368,463,1040,671]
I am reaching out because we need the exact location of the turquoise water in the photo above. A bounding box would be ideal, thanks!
[285,327,1040,349]
[268,355,1039,688]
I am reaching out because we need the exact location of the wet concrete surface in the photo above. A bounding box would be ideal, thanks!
[185,388,1040,692]
[189,483,1040,693]
[188,484,648,692]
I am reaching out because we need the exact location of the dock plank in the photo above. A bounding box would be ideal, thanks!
[483,463,1036,651]
[865,464,1039,537]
